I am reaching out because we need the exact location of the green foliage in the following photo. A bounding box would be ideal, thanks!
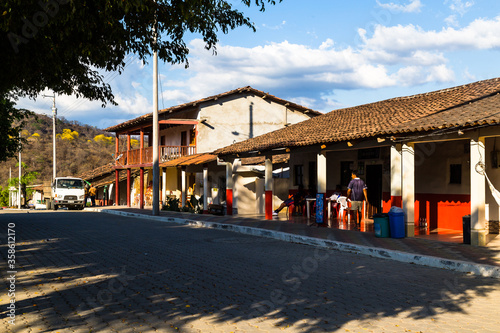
[162,197,180,212]
[0,0,281,164]
[1,0,281,104]
[0,186,9,207]
[0,94,31,162]
[9,162,39,204]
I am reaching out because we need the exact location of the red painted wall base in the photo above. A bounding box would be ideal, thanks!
[265,190,273,220]
[226,189,233,215]
[383,192,470,231]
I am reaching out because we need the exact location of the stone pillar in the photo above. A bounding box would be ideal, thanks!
[316,152,327,225]
[470,136,487,246]
[402,143,415,237]
[390,144,402,207]
[203,164,209,214]
[226,161,233,215]
[265,156,273,220]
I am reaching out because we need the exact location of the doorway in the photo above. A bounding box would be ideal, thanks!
[365,164,382,217]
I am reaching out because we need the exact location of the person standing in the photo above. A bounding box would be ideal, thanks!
[347,170,367,228]
[89,184,97,207]
[84,184,89,207]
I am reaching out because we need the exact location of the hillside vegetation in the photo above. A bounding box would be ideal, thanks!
[0,113,137,187]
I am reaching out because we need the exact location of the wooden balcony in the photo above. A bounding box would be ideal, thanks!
[117,145,196,166]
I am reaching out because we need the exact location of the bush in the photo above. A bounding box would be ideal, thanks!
[162,197,180,211]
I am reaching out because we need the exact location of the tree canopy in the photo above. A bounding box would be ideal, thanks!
[0,0,281,161]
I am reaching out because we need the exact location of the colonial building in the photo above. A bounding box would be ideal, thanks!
[97,86,320,213]
[215,78,500,246]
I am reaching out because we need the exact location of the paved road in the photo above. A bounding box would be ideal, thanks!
[1,210,499,333]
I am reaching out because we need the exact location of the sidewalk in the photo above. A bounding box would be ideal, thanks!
[87,206,500,278]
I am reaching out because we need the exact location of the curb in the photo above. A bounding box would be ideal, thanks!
[90,208,500,279]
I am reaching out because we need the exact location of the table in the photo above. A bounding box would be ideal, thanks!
[305,198,316,218]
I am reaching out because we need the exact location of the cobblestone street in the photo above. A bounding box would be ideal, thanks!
[1,211,500,332]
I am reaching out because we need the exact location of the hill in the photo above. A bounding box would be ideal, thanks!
[0,113,134,186]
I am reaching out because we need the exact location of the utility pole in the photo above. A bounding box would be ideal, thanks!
[9,167,11,207]
[43,94,57,180]
[152,7,160,216]
[18,132,21,209]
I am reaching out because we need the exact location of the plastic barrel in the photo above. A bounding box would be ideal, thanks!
[388,211,405,238]
[373,213,390,238]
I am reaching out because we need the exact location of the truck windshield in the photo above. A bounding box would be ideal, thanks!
[56,179,84,189]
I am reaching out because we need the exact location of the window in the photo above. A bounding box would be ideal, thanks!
[450,164,462,184]
[294,165,303,186]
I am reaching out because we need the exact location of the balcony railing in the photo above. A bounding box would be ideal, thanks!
[117,145,196,166]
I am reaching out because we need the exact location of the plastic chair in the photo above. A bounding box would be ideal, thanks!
[337,196,351,222]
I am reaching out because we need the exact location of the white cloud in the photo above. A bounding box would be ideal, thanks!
[444,0,474,26]
[445,14,459,27]
[113,92,152,116]
[376,0,422,13]
[393,64,455,85]
[362,17,500,52]
[462,68,477,81]
[262,20,286,30]
[160,35,458,112]
[445,0,474,16]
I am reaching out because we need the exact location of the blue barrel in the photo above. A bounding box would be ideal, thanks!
[373,213,390,238]
[388,211,405,238]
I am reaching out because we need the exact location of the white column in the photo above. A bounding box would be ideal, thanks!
[470,136,487,246]
[391,144,402,207]
[317,152,327,193]
[265,156,273,219]
[317,152,327,225]
[181,168,186,208]
[203,165,208,213]
[225,160,233,215]
[232,159,241,215]
[402,143,415,237]
[162,168,167,206]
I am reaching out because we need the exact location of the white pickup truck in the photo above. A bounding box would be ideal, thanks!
[51,177,86,210]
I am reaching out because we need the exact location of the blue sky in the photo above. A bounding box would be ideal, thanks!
[18,0,500,129]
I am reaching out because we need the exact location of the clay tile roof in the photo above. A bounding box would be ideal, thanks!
[160,153,217,167]
[104,86,322,133]
[215,78,500,156]
[240,154,289,165]
[79,163,114,180]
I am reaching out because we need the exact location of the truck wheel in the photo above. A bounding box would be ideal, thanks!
[52,202,58,211]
